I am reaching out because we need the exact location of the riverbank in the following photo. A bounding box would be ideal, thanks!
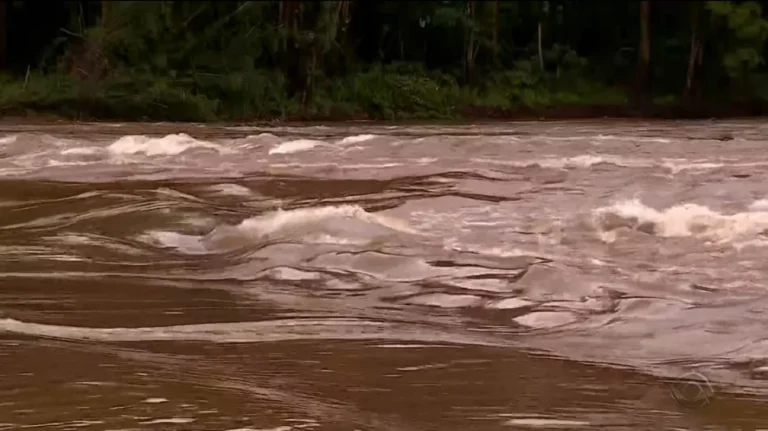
[1,70,767,124]
[3,102,767,125]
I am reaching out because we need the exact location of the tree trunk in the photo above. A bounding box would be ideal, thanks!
[302,47,317,110]
[336,0,352,69]
[337,0,351,35]
[635,0,652,102]
[491,0,499,65]
[280,0,302,31]
[683,2,700,103]
[0,1,7,71]
[279,1,303,98]
[465,0,476,84]
[101,1,110,28]
[537,21,544,72]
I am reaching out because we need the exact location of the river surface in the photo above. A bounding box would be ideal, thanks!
[2,120,768,430]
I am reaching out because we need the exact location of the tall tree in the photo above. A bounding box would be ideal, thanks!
[0,1,7,71]
[635,0,652,101]
[490,0,499,65]
[464,0,476,83]
[683,1,702,103]
[101,1,110,29]
[538,1,548,73]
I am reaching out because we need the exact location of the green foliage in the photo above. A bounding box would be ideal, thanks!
[707,1,768,80]
[0,73,80,115]
[3,0,768,121]
[317,64,460,119]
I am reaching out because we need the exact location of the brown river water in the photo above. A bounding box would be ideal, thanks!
[3,120,768,430]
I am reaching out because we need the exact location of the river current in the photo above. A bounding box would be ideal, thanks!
[2,120,768,430]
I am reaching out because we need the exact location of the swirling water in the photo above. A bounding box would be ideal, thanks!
[2,120,768,430]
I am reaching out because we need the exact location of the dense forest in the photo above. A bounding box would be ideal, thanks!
[2,1,768,121]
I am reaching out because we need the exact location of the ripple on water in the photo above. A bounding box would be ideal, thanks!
[3,121,768,431]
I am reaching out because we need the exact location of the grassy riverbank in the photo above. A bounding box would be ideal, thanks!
[5,2,768,123]
[1,66,764,123]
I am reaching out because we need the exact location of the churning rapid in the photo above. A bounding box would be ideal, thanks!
[3,120,768,430]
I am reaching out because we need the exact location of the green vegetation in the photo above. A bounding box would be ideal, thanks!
[2,1,768,122]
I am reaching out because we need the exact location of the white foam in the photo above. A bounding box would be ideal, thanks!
[236,204,421,240]
[514,312,579,329]
[339,134,377,144]
[140,417,195,424]
[267,162,402,169]
[108,133,225,156]
[593,199,768,244]
[444,244,540,259]
[301,233,372,245]
[595,134,671,143]
[0,135,17,145]
[487,298,535,310]
[475,154,766,173]
[246,132,280,142]
[205,184,253,197]
[504,418,590,428]
[473,155,651,169]
[662,159,725,173]
[269,139,326,155]
[536,155,631,169]
[749,199,768,211]
[61,147,102,156]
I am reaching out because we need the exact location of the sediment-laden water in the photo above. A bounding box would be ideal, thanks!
[2,120,768,430]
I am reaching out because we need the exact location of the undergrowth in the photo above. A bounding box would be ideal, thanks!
[0,63,631,122]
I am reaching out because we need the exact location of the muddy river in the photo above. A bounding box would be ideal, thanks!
[2,120,768,430]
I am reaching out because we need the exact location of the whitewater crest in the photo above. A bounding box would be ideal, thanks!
[268,139,328,155]
[216,204,421,247]
[107,133,229,156]
[592,198,768,244]
[239,205,418,237]
[145,204,424,253]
